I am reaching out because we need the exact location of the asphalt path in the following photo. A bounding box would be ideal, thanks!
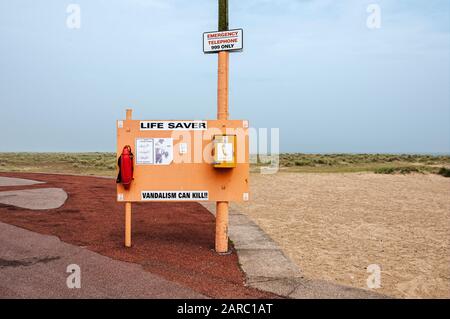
[0,221,205,298]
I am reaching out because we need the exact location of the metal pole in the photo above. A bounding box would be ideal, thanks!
[125,108,132,247]
[218,0,228,32]
[215,0,230,254]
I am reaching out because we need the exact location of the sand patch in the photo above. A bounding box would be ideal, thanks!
[234,172,450,298]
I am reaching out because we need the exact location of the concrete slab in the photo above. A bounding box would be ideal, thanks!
[201,202,247,217]
[0,188,68,210]
[0,176,44,187]
[229,213,257,226]
[237,249,302,278]
[229,224,279,250]
[0,221,206,298]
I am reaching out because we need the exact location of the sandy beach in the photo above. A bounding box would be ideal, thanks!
[235,172,450,298]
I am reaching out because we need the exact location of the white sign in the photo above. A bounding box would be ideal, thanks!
[141,191,209,201]
[217,142,233,162]
[136,138,154,164]
[203,29,243,53]
[179,143,188,154]
[136,138,173,165]
[140,121,207,131]
[154,138,173,165]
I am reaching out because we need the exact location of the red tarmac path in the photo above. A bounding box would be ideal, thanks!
[0,172,276,298]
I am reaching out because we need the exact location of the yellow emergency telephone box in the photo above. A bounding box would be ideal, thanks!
[213,135,237,168]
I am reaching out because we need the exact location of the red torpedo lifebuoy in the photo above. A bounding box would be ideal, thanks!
[117,145,134,190]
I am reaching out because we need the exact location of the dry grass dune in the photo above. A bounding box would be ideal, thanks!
[235,172,450,298]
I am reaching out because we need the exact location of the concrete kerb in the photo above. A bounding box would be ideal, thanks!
[201,202,302,295]
[200,202,387,299]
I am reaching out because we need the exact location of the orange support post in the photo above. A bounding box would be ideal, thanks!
[215,51,230,254]
[217,51,229,120]
[125,108,132,247]
[125,202,132,247]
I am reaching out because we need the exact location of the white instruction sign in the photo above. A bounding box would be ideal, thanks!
[217,142,234,162]
[136,138,173,165]
[203,29,243,53]
[179,143,188,154]
[136,138,154,164]
[154,138,173,165]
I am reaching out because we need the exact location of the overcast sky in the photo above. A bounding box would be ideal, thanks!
[0,0,449,153]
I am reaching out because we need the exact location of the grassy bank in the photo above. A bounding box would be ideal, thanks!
[254,153,450,175]
[0,152,449,177]
[0,152,117,177]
